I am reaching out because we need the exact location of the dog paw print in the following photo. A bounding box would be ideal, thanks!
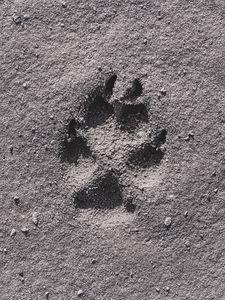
[60,74,167,212]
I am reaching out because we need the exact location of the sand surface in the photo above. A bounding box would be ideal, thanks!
[1,1,225,299]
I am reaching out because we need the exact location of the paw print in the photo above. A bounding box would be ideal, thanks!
[60,74,167,212]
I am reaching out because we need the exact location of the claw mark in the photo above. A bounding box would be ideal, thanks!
[60,119,92,164]
[83,74,117,128]
[122,78,143,101]
[105,74,117,96]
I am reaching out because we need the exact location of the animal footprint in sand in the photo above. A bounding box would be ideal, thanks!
[60,74,167,212]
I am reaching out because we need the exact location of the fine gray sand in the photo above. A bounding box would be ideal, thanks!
[1,1,225,299]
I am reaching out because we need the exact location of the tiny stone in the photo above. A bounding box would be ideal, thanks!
[164,217,172,227]
[3,248,7,254]
[160,88,167,96]
[185,240,191,248]
[91,259,96,264]
[10,228,16,237]
[32,212,38,226]
[77,289,84,296]
[13,15,22,25]
[23,82,28,89]
[21,227,29,235]
[32,127,36,133]
[23,14,30,20]
[155,287,160,293]
[50,115,54,120]
[60,23,65,27]
[45,291,50,299]
[14,196,20,204]
[166,286,170,292]
[214,188,218,193]
[157,14,162,20]
[61,0,67,7]
[21,277,25,283]
[184,211,188,217]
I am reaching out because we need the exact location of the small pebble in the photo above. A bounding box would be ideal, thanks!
[13,15,22,25]
[185,240,191,248]
[21,277,25,283]
[61,0,67,7]
[23,82,28,89]
[45,291,50,299]
[184,211,188,218]
[184,132,194,141]
[164,217,172,227]
[155,287,160,293]
[31,127,36,133]
[21,227,29,235]
[3,248,7,254]
[166,286,170,292]
[157,14,162,20]
[14,196,20,204]
[23,14,30,20]
[32,212,39,225]
[160,88,167,96]
[10,228,16,237]
[77,289,84,297]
